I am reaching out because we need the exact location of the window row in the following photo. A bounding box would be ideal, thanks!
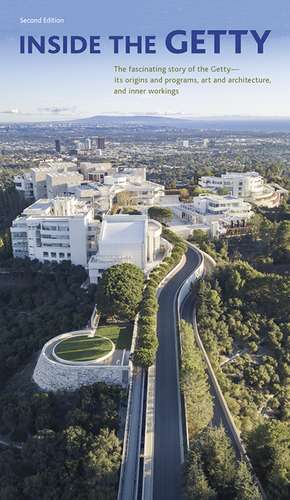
[43,251,71,259]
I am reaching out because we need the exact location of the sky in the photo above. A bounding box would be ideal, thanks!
[0,0,290,122]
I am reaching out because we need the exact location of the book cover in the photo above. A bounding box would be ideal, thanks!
[0,2,289,500]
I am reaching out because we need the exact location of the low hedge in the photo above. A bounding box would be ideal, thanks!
[133,228,187,367]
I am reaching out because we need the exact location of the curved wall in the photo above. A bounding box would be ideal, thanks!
[33,329,128,391]
[33,354,128,391]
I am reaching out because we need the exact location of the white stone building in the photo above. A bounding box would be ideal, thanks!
[79,161,113,181]
[88,214,162,283]
[14,172,34,199]
[174,194,253,238]
[30,162,81,200]
[11,197,99,267]
[199,171,285,207]
[11,199,163,274]
[14,162,164,210]
[104,170,164,209]
[199,171,265,198]
[45,171,84,199]
[71,167,164,212]
[14,161,79,200]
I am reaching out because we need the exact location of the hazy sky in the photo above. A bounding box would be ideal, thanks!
[1,0,290,121]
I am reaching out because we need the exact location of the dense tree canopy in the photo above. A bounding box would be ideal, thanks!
[0,186,29,261]
[246,420,290,500]
[0,383,123,500]
[180,320,213,439]
[189,229,209,246]
[148,206,173,224]
[0,187,28,232]
[184,427,261,500]
[0,259,96,386]
[196,256,290,497]
[96,263,144,320]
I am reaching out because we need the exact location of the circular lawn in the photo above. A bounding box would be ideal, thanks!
[54,335,114,362]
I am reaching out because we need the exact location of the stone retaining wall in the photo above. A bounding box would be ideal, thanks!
[33,329,129,392]
[33,354,128,391]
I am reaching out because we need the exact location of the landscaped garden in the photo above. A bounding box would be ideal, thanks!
[97,323,133,350]
[54,323,133,362]
[54,335,113,362]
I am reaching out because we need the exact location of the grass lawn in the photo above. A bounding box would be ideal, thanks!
[55,335,113,362]
[97,323,133,350]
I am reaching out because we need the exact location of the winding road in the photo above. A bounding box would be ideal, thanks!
[120,242,247,500]
[153,246,201,500]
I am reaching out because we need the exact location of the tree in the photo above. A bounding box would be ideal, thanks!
[275,221,290,248]
[184,428,261,500]
[97,263,144,320]
[179,188,190,200]
[271,220,290,263]
[115,190,136,207]
[227,269,245,295]
[192,427,236,499]
[180,321,213,439]
[233,461,262,500]
[184,451,217,499]
[217,187,230,195]
[246,420,290,500]
[20,426,121,500]
[148,206,173,224]
[0,383,123,500]
[191,186,205,197]
[190,229,209,245]
[265,319,283,349]
[0,260,95,385]
[0,230,12,261]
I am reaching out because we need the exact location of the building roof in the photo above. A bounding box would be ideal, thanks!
[101,216,146,245]
[23,199,52,213]
[22,197,92,218]
[222,171,261,178]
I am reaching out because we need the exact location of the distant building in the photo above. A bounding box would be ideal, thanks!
[182,140,189,148]
[97,137,105,150]
[193,194,252,220]
[199,171,264,198]
[199,171,285,207]
[88,214,162,283]
[85,138,92,151]
[14,163,165,211]
[11,197,99,267]
[174,193,253,237]
[14,172,34,200]
[79,162,113,182]
[46,171,84,199]
[55,139,62,153]
[89,167,165,212]
[14,161,79,200]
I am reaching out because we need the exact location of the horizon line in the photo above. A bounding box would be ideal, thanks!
[1,113,290,125]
